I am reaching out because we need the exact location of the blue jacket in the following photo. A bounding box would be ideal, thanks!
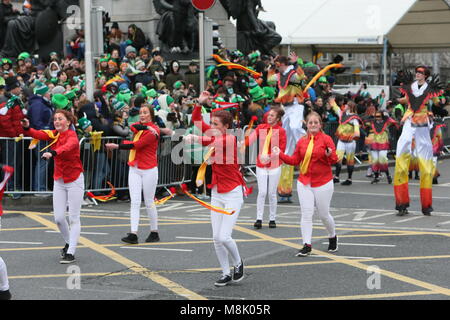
[28,95,54,130]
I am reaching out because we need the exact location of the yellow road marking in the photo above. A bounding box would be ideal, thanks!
[23,211,207,300]
[296,290,438,300]
[234,225,450,297]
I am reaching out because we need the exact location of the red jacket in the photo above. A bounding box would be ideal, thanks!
[246,123,287,169]
[279,131,338,187]
[192,105,244,193]
[124,122,159,169]
[0,102,25,137]
[25,128,83,183]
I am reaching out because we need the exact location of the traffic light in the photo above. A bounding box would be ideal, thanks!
[212,22,222,55]
[204,18,222,60]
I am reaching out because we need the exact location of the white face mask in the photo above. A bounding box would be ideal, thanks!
[50,70,58,78]
[173,62,179,70]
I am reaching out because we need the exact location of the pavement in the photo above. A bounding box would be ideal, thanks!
[1,158,450,303]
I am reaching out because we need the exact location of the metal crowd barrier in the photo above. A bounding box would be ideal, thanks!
[0,118,432,197]
[79,135,189,194]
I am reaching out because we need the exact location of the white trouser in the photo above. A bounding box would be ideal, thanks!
[53,174,84,255]
[256,167,281,221]
[282,101,305,155]
[129,166,158,233]
[211,186,243,276]
[297,180,336,245]
[0,256,8,291]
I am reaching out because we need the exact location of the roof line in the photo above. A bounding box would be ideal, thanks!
[385,0,419,37]
[287,0,330,40]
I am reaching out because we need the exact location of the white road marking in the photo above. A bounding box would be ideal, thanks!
[334,191,450,200]
[321,242,396,248]
[351,179,450,187]
[436,220,450,226]
[176,236,213,240]
[45,231,108,235]
[352,211,368,220]
[120,247,192,252]
[393,216,424,223]
[311,255,374,260]
[158,203,199,212]
[0,241,43,245]
[353,212,394,221]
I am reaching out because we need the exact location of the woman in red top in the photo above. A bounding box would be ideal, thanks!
[22,110,84,264]
[106,105,161,244]
[273,112,339,257]
[244,105,287,229]
[184,91,245,287]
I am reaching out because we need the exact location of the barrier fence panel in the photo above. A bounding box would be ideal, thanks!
[0,137,52,195]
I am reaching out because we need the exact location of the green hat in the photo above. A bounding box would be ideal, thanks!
[52,94,69,110]
[318,76,328,83]
[173,80,184,90]
[146,89,158,99]
[248,77,258,89]
[231,95,245,103]
[263,87,276,103]
[34,81,49,96]
[78,117,92,131]
[1,58,12,65]
[18,52,30,60]
[49,52,58,57]
[65,90,76,101]
[116,91,132,104]
[113,100,127,111]
[140,85,148,96]
[249,86,268,102]
[166,95,175,106]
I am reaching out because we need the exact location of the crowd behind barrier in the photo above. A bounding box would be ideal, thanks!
[4,118,446,197]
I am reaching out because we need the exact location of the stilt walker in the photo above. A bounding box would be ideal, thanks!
[267,53,307,203]
[393,66,444,216]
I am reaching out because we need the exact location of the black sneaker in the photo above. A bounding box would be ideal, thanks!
[370,177,379,184]
[295,244,312,257]
[396,208,409,216]
[387,176,392,184]
[145,232,160,243]
[328,236,338,252]
[233,260,244,282]
[254,220,262,229]
[414,173,420,180]
[422,207,433,216]
[214,274,232,287]
[121,233,138,244]
[60,243,69,257]
[341,179,352,186]
[269,220,276,228]
[60,253,76,264]
[333,177,340,183]
[433,177,438,185]
[0,290,11,300]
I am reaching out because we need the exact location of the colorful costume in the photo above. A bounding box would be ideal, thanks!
[393,71,444,215]
[365,113,398,184]
[331,102,361,185]
[430,118,446,184]
[268,64,307,199]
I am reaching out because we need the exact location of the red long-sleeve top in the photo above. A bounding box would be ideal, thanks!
[192,105,244,193]
[279,131,338,187]
[123,122,160,169]
[25,128,83,183]
[246,123,287,169]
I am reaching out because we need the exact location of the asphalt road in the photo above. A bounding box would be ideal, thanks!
[1,158,450,303]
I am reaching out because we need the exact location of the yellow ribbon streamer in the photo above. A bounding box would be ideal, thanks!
[90,131,103,152]
[128,130,144,162]
[196,147,215,187]
[261,127,273,156]
[300,135,314,175]
[27,130,59,151]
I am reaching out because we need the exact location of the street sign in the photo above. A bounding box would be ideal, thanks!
[191,0,216,11]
